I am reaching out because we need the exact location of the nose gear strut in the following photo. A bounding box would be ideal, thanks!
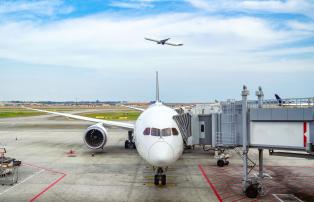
[154,167,167,185]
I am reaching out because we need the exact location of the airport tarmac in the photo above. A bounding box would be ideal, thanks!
[0,110,313,202]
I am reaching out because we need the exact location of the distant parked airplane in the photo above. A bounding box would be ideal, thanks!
[275,94,314,107]
[144,38,183,46]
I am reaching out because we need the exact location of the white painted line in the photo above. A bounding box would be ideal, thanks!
[273,194,304,202]
[273,194,285,202]
[0,169,45,196]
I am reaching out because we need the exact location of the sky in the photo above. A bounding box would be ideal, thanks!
[0,0,313,102]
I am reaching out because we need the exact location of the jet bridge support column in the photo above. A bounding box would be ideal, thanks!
[256,87,264,178]
[242,85,249,191]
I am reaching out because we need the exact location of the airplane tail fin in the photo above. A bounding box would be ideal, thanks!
[275,94,283,105]
[156,71,160,102]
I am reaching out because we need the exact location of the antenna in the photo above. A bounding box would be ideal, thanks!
[156,71,159,102]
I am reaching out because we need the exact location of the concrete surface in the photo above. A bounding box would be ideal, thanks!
[0,111,313,202]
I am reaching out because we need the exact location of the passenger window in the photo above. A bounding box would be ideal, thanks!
[172,128,179,135]
[143,128,150,135]
[162,128,171,136]
[151,128,160,136]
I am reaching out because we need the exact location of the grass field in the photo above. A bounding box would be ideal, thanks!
[0,108,45,118]
[81,111,140,120]
[0,107,141,120]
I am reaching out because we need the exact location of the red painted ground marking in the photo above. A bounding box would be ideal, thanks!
[198,164,223,202]
[222,193,238,200]
[29,174,66,202]
[22,163,66,202]
[23,163,65,175]
[231,196,247,202]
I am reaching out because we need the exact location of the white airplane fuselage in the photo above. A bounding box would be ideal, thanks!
[134,102,184,167]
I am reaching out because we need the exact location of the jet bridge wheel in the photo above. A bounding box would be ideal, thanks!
[217,159,229,167]
[217,159,225,167]
[245,184,259,198]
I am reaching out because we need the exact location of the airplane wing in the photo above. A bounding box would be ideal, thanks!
[121,105,145,112]
[144,38,160,43]
[23,107,134,130]
[164,42,183,46]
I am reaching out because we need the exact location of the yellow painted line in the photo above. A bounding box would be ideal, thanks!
[143,182,176,187]
[144,176,175,179]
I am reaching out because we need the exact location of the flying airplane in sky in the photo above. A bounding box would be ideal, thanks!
[25,72,184,186]
[144,37,183,46]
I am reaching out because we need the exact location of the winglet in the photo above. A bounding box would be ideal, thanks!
[156,71,160,102]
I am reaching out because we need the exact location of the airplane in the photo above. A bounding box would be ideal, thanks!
[275,94,314,107]
[25,72,184,186]
[144,37,183,46]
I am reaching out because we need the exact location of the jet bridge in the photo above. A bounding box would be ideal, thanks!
[173,86,314,198]
[174,97,314,154]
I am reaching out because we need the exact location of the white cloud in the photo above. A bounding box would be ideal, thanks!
[0,0,74,17]
[0,12,313,74]
[110,0,155,9]
[186,0,314,19]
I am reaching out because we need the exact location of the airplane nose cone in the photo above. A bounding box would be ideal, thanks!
[149,141,174,167]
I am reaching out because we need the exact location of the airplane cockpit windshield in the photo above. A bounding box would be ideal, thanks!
[151,128,160,136]
[161,128,171,136]
[143,127,179,137]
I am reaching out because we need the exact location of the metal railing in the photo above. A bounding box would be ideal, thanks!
[247,97,314,109]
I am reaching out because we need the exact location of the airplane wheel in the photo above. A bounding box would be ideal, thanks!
[124,140,129,149]
[245,184,259,198]
[129,142,135,149]
[217,159,225,167]
[161,175,166,185]
[154,175,159,185]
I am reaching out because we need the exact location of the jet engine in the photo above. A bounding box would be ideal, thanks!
[84,123,107,149]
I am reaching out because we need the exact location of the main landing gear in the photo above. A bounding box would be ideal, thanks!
[154,167,167,186]
[125,131,136,149]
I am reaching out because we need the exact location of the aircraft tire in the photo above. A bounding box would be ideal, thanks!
[154,175,159,185]
[124,140,129,149]
[161,175,166,185]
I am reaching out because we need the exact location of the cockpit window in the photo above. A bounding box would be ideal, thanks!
[172,128,179,135]
[143,128,150,135]
[161,128,172,136]
[151,128,160,136]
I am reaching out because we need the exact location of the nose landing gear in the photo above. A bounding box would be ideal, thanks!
[154,167,167,185]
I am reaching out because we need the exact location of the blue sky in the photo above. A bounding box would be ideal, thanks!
[0,0,313,102]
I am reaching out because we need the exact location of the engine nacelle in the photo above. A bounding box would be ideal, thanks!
[84,123,108,149]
